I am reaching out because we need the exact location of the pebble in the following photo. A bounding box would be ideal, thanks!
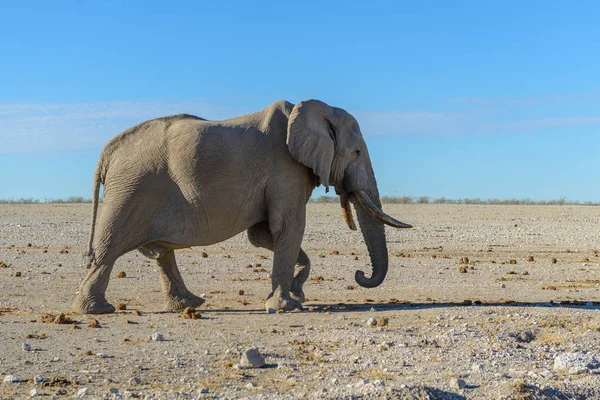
[75,387,89,398]
[366,317,377,326]
[97,353,111,358]
[198,387,209,394]
[472,363,484,373]
[554,352,600,373]
[151,332,164,341]
[3,374,21,383]
[128,377,141,385]
[29,389,38,397]
[246,382,257,388]
[240,347,265,368]
[108,387,119,394]
[22,342,32,352]
[449,378,467,389]
[34,375,44,383]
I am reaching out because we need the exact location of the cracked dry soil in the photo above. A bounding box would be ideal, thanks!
[1,204,600,399]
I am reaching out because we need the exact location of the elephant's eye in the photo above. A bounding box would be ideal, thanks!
[355,149,361,157]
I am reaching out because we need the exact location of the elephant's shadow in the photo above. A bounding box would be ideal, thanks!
[190,300,595,314]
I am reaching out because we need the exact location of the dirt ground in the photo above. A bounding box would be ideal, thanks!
[1,203,600,399]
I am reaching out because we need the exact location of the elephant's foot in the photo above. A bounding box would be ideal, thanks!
[265,293,303,313]
[290,282,306,303]
[73,295,116,315]
[164,291,205,311]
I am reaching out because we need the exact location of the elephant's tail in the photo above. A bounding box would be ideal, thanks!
[85,159,103,267]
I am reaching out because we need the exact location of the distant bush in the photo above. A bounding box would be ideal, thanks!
[309,195,598,206]
[0,197,93,204]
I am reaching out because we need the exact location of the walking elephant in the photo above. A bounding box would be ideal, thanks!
[73,99,412,314]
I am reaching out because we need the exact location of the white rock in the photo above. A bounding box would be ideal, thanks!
[34,375,44,383]
[449,378,466,389]
[569,366,588,375]
[240,347,265,368]
[366,317,377,326]
[75,387,89,398]
[97,353,111,358]
[151,332,164,341]
[246,382,257,388]
[554,352,599,372]
[472,363,484,373]
[3,375,21,383]
[29,389,38,397]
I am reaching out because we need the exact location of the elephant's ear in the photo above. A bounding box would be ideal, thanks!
[287,100,335,190]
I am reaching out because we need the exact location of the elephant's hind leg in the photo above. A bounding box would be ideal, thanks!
[73,257,117,314]
[248,221,310,303]
[153,248,204,311]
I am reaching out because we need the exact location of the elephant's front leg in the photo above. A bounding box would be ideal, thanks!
[247,221,309,303]
[265,217,305,313]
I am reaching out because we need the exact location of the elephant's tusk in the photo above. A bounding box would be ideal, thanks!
[352,190,413,228]
[340,194,357,230]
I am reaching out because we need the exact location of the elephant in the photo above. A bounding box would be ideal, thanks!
[72,99,412,315]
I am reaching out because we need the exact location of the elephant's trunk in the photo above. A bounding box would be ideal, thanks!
[351,190,391,288]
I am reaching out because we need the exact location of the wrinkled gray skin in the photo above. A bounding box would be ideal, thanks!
[73,100,412,314]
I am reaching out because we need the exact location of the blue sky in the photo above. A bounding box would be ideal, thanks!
[1,1,599,201]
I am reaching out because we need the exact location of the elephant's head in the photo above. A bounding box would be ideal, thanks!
[287,99,412,288]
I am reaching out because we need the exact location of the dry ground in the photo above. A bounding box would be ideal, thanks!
[1,204,600,399]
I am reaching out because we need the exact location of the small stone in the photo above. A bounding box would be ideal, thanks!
[449,378,466,389]
[551,257,558,264]
[76,387,88,398]
[246,382,257,388]
[132,310,142,316]
[458,266,468,273]
[97,353,111,358]
[22,342,32,352]
[108,387,119,394]
[554,352,599,372]
[509,259,517,264]
[3,374,21,383]
[151,332,164,341]
[240,347,265,368]
[14,271,22,277]
[330,250,339,255]
[201,251,208,258]
[526,256,534,262]
[34,375,45,384]
[376,317,388,326]
[500,283,506,288]
[366,317,377,326]
[472,364,484,373]
[238,290,245,296]
[115,271,126,278]
[29,389,39,397]
[116,303,127,311]
[198,387,209,394]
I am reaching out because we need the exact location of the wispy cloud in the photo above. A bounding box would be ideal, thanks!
[2,95,599,154]
[356,92,600,136]
[0,100,248,154]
